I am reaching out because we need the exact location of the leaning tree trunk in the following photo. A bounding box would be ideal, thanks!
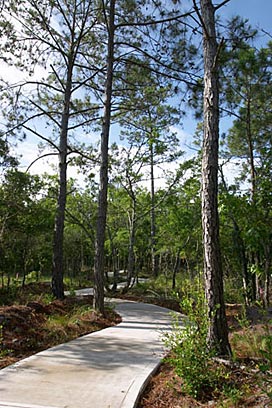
[199,0,231,356]
[52,60,73,300]
[93,0,115,315]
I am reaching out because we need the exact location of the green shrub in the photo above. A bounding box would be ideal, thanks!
[223,278,245,304]
[164,281,225,399]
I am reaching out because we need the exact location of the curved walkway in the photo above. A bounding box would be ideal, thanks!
[0,299,182,408]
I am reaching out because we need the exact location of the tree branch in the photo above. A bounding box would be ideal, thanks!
[67,146,100,164]
[50,64,65,92]
[115,10,194,29]
[214,0,231,11]
[26,152,59,172]
[116,46,200,86]
[22,125,60,151]
[212,37,225,71]
[26,98,61,129]
[1,80,62,94]
[2,112,44,137]
[67,116,100,131]
[193,0,209,39]
[65,208,95,245]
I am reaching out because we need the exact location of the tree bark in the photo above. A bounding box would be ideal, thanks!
[93,0,116,314]
[264,243,271,308]
[127,202,136,288]
[150,141,159,277]
[52,58,73,300]
[245,97,256,202]
[200,0,231,356]
[172,249,181,290]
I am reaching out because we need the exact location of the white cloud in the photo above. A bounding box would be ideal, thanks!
[1,59,48,85]
[219,159,248,189]
[13,140,57,174]
[170,125,199,159]
[13,136,99,189]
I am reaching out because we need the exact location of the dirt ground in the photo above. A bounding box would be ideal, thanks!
[137,303,272,408]
[137,361,271,408]
[0,283,120,369]
[1,285,271,407]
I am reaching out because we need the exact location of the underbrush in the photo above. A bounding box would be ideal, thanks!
[0,283,120,369]
[0,281,53,305]
[230,307,272,372]
[164,280,227,400]
[138,276,272,407]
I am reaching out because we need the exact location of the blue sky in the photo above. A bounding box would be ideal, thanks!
[181,0,272,149]
[167,0,272,184]
[222,0,272,36]
[7,0,272,184]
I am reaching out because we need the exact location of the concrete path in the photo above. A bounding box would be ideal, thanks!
[0,299,180,408]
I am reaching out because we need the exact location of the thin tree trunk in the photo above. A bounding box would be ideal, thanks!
[172,249,181,290]
[199,0,231,356]
[52,59,73,300]
[264,244,271,308]
[150,141,159,277]
[93,0,115,314]
[106,226,118,292]
[22,248,27,288]
[112,247,118,292]
[51,151,67,299]
[246,98,256,202]
[127,204,136,289]
[245,97,260,303]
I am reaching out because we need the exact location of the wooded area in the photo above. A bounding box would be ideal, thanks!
[0,0,271,379]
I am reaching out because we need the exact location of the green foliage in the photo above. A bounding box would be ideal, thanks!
[218,40,272,305]
[0,284,21,305]
[259,324,272,371]
[219,383,245,407]
[223,279,245,304]
[0,170,54,284]
[236,305,250,329]
[164,281,223,399]
[0,323,10,358]
[232,310,272,371]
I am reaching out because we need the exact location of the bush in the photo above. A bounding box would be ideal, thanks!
[164,280,225,399]
[223,278,245,304]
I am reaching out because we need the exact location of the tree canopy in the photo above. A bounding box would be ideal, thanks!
[0,0,271,355]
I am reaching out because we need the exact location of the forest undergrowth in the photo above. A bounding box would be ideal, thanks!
[0,282,120,369]
[0,280,271,407]
[135,279,272,408]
